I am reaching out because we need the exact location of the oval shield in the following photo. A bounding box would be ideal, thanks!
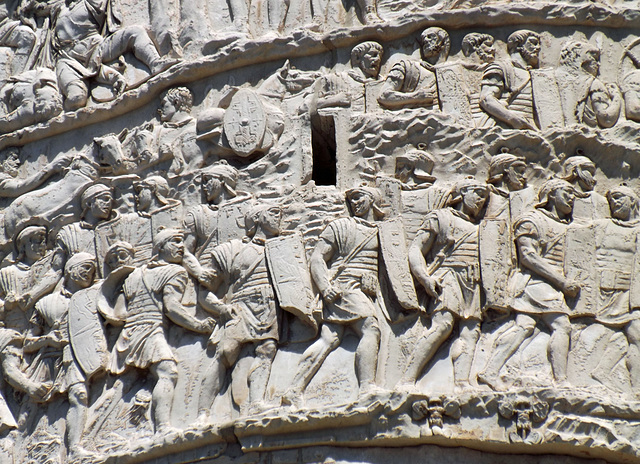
[223,89,266,157]
[68,286,109,379]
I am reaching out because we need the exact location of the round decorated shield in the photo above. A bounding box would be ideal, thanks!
[68,286,109,379]
[223,89,266,157]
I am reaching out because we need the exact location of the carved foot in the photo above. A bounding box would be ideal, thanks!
[477,371,506,391]
[395,381,419,394]
[281,389,303,409]
[150,57,179,76]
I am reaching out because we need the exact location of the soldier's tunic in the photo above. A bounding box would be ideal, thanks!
[321,217,380,323]
[593,218,640,326]
[30,291,85,396]
[383,59,439,110]
[510,209,571,315]
[56,222,97,261]
[482,60,536,129]
[109,263,183,374]
[0,258,50,352]
[184,192,252,260]
[207,239,279,347]
[318,70,373,113]
[419,208,482,320]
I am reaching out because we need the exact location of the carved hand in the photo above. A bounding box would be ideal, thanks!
[49,154,74,173]
[323,285,342,304]
[200,317,216,334]
[562,280,580,298]
[422,276,441,299]
[509,115,537,131]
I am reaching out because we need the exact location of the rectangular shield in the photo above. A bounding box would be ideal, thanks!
[564,223,598,317]
[218,201,250,244]
[436,64,474,126]
[95,214,151,276]
[265,233,318,334]
[530,68,564,130]
[401,185,450,244]
[375,176,402,218]
[630,233,640,310]
[378,218,419,311]
[479,218,514,311]
[150,201,183,236]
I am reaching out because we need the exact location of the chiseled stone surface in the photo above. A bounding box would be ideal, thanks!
[3,1,640,463]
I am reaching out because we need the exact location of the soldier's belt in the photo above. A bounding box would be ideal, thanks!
[600,269,631,291]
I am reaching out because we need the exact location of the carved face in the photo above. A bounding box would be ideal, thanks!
[161,235,185,263]
[421,31,443,59]
[89,191,113,220]
[203,175,224,203]
[260,207,282,236]
[460,186,489,216]
[552,185,575,215]
[2,151,20,177]
[68,261,96,289]
[505,160,527,191]
[608,191,636,220]
[476,38,496,64]
[359,48,382,79]
[349,191,373,218]
[135,183,154,212]
[575,163,597,192]
[582,48,600,77]
[22,229,47,263]
[520,35,541,68]
[106,247,134,271]
[159,96,177,122]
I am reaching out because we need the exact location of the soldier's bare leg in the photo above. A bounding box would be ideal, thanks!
[451,318,480,389]
[592,330,628,390]
[56,62,89,111]
[478,314,536,390]
[198,338,242,421]
[66,383,88,456]
[101,26,176,76]
[282,323,344,405]
[626,320,640,392]
[542,313,571,386]
[267,0,289,33]
[228,0,249,32]
[355,0,380,24]
[150,359,179,432]
[353,316,380,392]
[247,339,277,409]
[400,310,454,386]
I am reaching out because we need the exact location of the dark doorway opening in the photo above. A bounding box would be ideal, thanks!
[311,115,337,185]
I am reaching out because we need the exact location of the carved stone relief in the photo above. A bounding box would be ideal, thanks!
[3,1,640,464]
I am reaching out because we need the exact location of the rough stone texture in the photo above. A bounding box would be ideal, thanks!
[3,1,640,463]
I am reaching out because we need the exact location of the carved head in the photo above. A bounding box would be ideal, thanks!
[562,155,597,192]
[536,178,575,215]
[153,228,185,263]
[245,204,282,238]
[105,241,134,272]
[419,27,450,63]
[461,33,495,64]
[14,224,47,263]
[607,184,639,221]
[451,177,489,217]
[81,183,113,220]
[507,30,541,68]
[160,87,193,122]
[345,186,385,219]
[351,41,384,79]
[622,70,640,94]
[0,147,20,178]
[64,252,96,290]
[395,149,436,185]
[559,40,600,77]
[201,161,239,203]
[133,176,170,212]
[487,151,527,191]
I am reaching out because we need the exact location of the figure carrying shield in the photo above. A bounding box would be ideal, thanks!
[25,252,102,460]
[109,229,214,434]
[400,178,489,392]
[197,203,315,420]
